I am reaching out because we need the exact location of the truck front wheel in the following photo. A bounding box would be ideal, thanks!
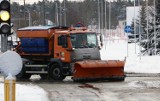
[49,64,66,81]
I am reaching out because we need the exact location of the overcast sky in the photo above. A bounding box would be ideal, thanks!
[11,0,84,5]
[11,0,115,5]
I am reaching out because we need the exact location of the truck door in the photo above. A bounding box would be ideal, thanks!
[54,34,71,62]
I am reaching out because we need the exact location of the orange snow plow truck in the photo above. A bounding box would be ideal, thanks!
[15,26,125,81]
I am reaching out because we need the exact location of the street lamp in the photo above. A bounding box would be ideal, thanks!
[98,0,100,34]
[146,0,149,54]
[26,10,31,26]
[154,0,156,55]
[109,0,111,42]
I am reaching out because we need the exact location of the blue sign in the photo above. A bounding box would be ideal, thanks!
[124,25,132,33]
[75,22,85,27]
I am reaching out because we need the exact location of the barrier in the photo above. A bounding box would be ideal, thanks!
[4,78,16,101]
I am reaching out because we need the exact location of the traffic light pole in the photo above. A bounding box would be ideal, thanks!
[0,0,11,52]
[1,34,8,52]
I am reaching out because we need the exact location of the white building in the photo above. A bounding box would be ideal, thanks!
[126,6,141,26]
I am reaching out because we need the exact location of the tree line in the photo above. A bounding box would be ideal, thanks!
[11,0,144,30]
[132,0,160,55]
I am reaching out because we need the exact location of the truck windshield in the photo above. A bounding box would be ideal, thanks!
[70,33,97,48]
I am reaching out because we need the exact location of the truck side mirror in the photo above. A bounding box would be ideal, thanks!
[100,35,102,43]
[99,35,103,47]
[58,35,68,48]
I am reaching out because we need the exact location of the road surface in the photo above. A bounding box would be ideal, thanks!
[1,74,160,101]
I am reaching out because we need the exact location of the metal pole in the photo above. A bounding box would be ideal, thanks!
[55,1,59,26]
[105,0,107,29]
[28,11,31,26]
[154,0,156,55]
[55,0,57,25]
[64,0,66,26]
[43,0,46,25]
[127,36,129,57]
[138,0,141,60]
[101,0,104,35]
[146,0,149,54]
[134,0,137,53]
[59,3,62,26]
[104,0,107,47]
[109,0,111,42]
[98,0,100,34]
[1,34,8,52]
[24,0,26,26]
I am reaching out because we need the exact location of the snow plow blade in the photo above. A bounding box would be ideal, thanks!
[73,60,125,82]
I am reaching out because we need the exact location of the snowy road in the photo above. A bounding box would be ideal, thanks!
[6,74,159,101]
[0,74,160,101]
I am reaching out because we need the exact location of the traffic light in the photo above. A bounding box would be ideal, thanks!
[0,0,10,34]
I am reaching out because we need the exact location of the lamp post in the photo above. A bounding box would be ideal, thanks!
[105,0,107,30]
[101,0,104,36]
[154,0,156,55]
[55,0,59,26]
[63,0,66,26]
[24,0,26,26]
[98,0,100,34]
[43,0,46,25]
[26,10,32,26]
[134,0,137,53]
[138,0,141,60]
[109,0,111,43]
[146,0,149,54]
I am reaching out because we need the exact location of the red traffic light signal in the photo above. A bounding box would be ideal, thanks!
[0,0,10,34]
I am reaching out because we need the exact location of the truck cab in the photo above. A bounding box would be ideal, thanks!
[54,27,101,63]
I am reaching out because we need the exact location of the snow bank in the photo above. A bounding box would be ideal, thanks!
[101,39,160,74]
[0,83,49,101]
[100,40,127,60]
[125,56,160,73]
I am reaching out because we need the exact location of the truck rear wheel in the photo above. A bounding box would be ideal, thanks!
[16,67,31,79]
[49,64,66,81]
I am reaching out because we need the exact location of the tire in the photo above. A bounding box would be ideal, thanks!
[117,77,125,81]
[109,76,125,81]
[40,74,48,79]
[16,66,31,79]
[16,72,31,79]
[49,64,66,81]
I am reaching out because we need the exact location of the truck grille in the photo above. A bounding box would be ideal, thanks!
[83,55,91,59]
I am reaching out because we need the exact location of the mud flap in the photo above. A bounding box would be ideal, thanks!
[72,60,125,81]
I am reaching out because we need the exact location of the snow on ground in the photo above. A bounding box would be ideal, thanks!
[125,55,160,73]
[100,38,160,73]
[100,39,127,60]
[0,79,49,101]
[129,80,160,88]
[0,51,49,101]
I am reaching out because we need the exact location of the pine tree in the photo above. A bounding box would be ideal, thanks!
[140,0,160,55]
[138,3,148,54]
[140,4,147,39]
[155,0,160,54]
[147,0,160,55]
